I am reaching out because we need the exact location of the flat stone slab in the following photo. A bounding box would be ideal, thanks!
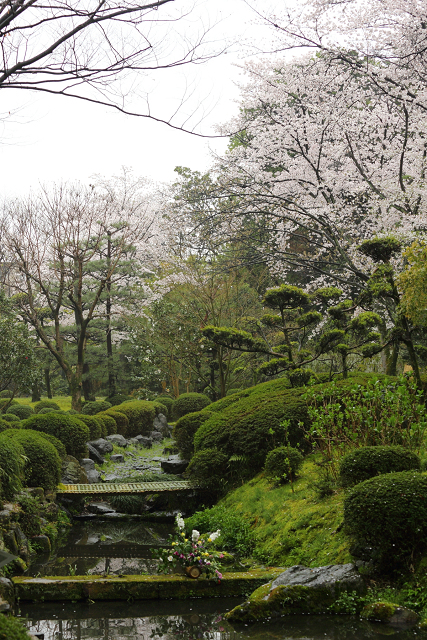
[270,563,363,591]
[12,569,283,602]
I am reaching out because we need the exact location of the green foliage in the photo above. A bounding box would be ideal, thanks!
[185,448,229,493]
[21,413,90,457]
[34,400,61,413]
[82,400,112,415]
[398,241,427,327]
[75,414,102,440]
[185,504,256,557]
[173,411,213,460]
[358,236,402,263]
[102,409,129,435]
[339,445,421,488]
[344,471,427,570]
[1,414,20,423]
[263,284,310,310]
[172,393,212,420]
[106,394,132,406]
[155,395,174,418]
[1,429,61,491]
[0,390,13,398]
[0,434,24,499]
[113,400,163,437]
[0,312,39,396]
[36,432,67,458]
[96,412,117,436]
[0,615,34,640]
[264,446,303,484]
[6,404,34,420]
[288,368,315,388]
[38,408,59,414]
[0,398,18,412]
[304,376,427,477]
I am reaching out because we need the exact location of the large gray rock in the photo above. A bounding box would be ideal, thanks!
[361,602,419,626]
[88,438,113,456]
[226,564,366,623]
[135,435,152,449]
[150,431,163,443]
[161,456,189,475]
[62,455,89,484]
[106,434,128,447]
[153,413,170,436]
[87,443,104,465]
[79,458,101,483]
[110,454,124,463]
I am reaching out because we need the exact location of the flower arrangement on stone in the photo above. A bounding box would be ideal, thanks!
[152,513,223,582]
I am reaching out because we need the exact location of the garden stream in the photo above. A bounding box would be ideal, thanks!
[13,518,427,640]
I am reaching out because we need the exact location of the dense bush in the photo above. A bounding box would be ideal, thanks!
[67,409,79,415]
[33,400,61,413]
[36,432,67,458]
[113,400,165,437]
[172,393,212,420]
[1,414,19,423]
[102,409,129,435]
[173,411,213,460]
[96,412,116,436]
[1,429,61,491]
[185,448,228,492]
[38,408,58,414]
[82,400,112,415]
[0,434,24,499]
[0,398,18,412]
[106,394,132,406]
[0,390,13,398]
[264,446,303,483]
[344,471,427,569]
[339,446,421,488]
[0,614,34,640]
[21,414,90,457]
[6,405,34,420]
[76,414,102,440]
[155,395,174,418]
[185,504,256,557]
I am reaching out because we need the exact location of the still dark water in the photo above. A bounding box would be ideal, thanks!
[19,599,427,640]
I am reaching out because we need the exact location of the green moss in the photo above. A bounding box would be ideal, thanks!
[360,601,397,621]
[0,615,34,640]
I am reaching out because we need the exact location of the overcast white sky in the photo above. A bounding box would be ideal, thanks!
[0,0,287,198]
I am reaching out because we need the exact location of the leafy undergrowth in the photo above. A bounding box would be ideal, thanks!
[188,456,351,568]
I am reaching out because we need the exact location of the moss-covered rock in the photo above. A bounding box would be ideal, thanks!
[361,602,419,625]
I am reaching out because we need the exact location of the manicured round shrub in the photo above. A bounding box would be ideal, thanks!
[21,414,90,457]
[155,395,174,418]
[344,471,427,568]
[102,409,129,435]
[76,414,102,440]
[0,390,13,398]
[6,405,34,420]
[172,393,212,420]
[1,414,20,423]
[106,394,132,406]
[82,400,112,415]
[185,448,229,492]
[0,434,24,499]
[173,411,213,460]
[36,432,67,458]
[339,446,421,488]
[0,398,18,412]
[38,408,58,414]
[33,400,61,413]
[96,412,117,436]
[0,614,34,640]
[1,429,61,491]
[113,401,164,437]
[264,446,303,483]
[0,418,14,432]
[67,409,78,414]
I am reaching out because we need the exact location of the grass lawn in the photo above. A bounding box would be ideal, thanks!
[14,396,105,411]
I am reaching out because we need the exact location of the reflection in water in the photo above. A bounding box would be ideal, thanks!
[20,600,427,640]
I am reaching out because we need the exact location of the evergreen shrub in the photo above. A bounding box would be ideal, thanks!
[21,414,90,457]
[38,408,58,414]
[1,414,19,423]
[34,400,60,413]
[0,614,34,640]
[113,400,164,437]
[264,446,303,483]
[96,412,116,436]
[82,400,112,415]
[0,390,12,398]
[76,414,102,440]
[0,418,14,433]
[0,398,18,412]
[185,448,228,492]
[155,395,174,418]
[172,393,211,420]
[107,394,132,406]
[6,405,34,420]
[36,432,67,458]
[344,471,427,568]
[0,434,24,499]
[173,411,213,460]
[67,409,78,415]
[1,429,61,491]
[185,504,255,557]
[339,446,421,488]
[102,409,129,435]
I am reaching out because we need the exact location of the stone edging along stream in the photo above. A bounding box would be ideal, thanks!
[11,569,283,602]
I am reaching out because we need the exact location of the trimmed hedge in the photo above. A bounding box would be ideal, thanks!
[339,446,421,488]
[76,414,102,440]
[21,413,90,458]
[0,434,24,499]
[96,412,117,436]
[0,417,17,431]
[1,414,20,423]
[106,394,132,406]
[344,471,427,568]
[173,411,213,460]
[6,405,34,420]
[172,393,212,420]
[185,448,228,492]
[36,432,67,458]
[0,614,34,640]
[113,401,165,437]
[264,446,303,483]
[1,429,61,491]
[82,400,112,415]
[102,409,129,436]
[33,400,60,413]
[0,398,18,412]
[156,395,174,419]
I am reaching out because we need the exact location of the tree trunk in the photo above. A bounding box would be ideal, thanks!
[69,366,83,411]
[44,368,53,399]
[386,342,399,375]
[31,382,41,402]
[82,362,96,402]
